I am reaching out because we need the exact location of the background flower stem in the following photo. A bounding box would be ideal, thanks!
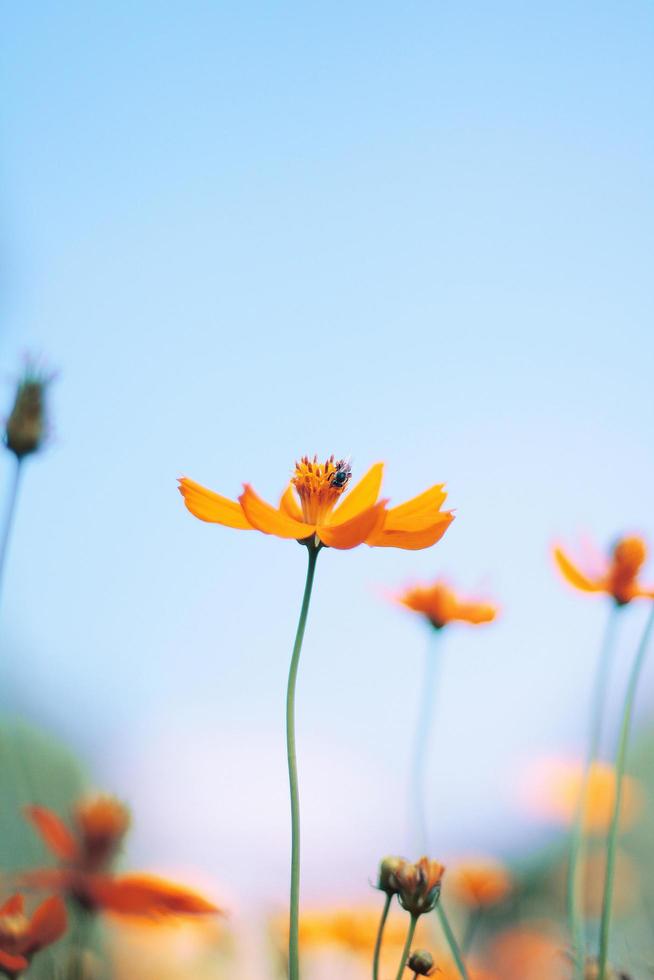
[394,914,417,980]
[597,602,654,979]
[373,893,392,980]
[436,902,469,980]
[411,629,442,853]
[286,544,319,980]
[0,457,23,601]
[568,604,621,979]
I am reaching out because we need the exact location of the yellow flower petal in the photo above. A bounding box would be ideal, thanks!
[178,478,252,529]
[553,547,603,593]
[239,485,315,539]
[318,501,386,550]
[369,513,454,550]
[329,463,384,526]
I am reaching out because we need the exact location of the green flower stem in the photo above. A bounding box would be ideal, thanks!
[462,905,482,956]
[411,629,442,853]
[0,457,23,600]
[286,544,319,980]
[436,902,470,980]
[373,893,392,980]
[568,605,621,980]
[394,914,417,980]
[597,602,654,979]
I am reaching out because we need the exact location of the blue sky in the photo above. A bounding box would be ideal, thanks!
[1,1,653,909]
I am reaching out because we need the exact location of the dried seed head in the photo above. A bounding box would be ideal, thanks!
[5,364,53,459]
[408,949,435,975]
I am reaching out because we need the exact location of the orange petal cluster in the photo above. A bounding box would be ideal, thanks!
[24,798,221,920]
[397,580,497,629]
[179,457,453,551]
[449,858,512,908]
[0,894,66,978]
[554,535,654,605]
[392,857,445,917]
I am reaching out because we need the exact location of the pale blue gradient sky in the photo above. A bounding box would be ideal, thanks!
[1,2,654,908]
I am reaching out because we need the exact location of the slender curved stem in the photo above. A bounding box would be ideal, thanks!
[411,629,442,853]
[0,457,23,601]
[373,893,392,980]
[597,603,654,979]
[462,905,482,956]
[286,545,319,980]
[436,902,469,980]
[567,605,621,979]
[394,914,417,980]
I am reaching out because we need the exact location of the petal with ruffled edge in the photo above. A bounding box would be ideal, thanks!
[382,484,449,531]
[318,501,387,550]
[0,950,29,972]
[87,874,221,917]
[239,485,315,540]
[25,897,68,954]
[0,895,24,916]
[554,548,604,593]
[178,478,252,529]
[24,806,79,862]
[369,513,454,550]
[329,463,384,525]
[279,485,304,522]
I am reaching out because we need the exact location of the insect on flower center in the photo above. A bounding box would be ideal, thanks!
[292,455,351,524]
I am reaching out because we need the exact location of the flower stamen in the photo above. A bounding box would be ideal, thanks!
[291,455,351,524]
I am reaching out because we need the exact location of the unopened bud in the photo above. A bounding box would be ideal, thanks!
[394,857,445,917]
[5,366,52,459]
[408,949,434,975]
[376,856,405,896]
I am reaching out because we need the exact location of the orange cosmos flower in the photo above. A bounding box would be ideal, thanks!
[393,857,445,917]
[449,858,512,908]
[0,894,67,978]
[397,580,497,629]
[24,798,221,920]
[554,535,654,605]
[179,456,453,551]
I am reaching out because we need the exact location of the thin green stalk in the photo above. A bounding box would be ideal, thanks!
[411,629,442,853]
[567,605,621,979]
[436,902,469,980]
[286,544,319,980]
[373,893,392,980]
[394,914,417,980]
[0,457,23,599]
[462,905,482,956]
[597,603,654,979]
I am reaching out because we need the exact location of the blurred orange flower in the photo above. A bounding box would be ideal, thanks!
[24,797,221,920]
[179,456,453,550]
[448,858,512,908]
[0,894,67,978]
[488,926,567,980]
[397,580,497,629]
[554,535,654,605]
[523,758,644,835]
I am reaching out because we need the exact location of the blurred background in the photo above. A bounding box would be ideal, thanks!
[1,2,653,976]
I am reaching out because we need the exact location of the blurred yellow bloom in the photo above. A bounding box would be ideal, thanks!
[448,858,513,908]
[396,580,497,629]
[522,758,644,834]
[554,535,654,605]
[488,925,567,980]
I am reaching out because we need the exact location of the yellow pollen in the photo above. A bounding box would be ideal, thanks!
[0,913,29,944]
[292,455,351,524]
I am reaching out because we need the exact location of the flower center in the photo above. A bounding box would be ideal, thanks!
[0,913,29,949]
[292,455,351,524]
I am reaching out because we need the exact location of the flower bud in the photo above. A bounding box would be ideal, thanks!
[5,367,51,459]
[376,856,405,896]
[394,857,445,917]
[408,949,434,975]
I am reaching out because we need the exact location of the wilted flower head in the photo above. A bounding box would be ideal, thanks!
[397,580,497,630]
[376,856,406,896]
[554,535,654,605]
[394,857,445,917]
[408,949,435,975]
[4,362,53,460]
[0,894,67,978]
